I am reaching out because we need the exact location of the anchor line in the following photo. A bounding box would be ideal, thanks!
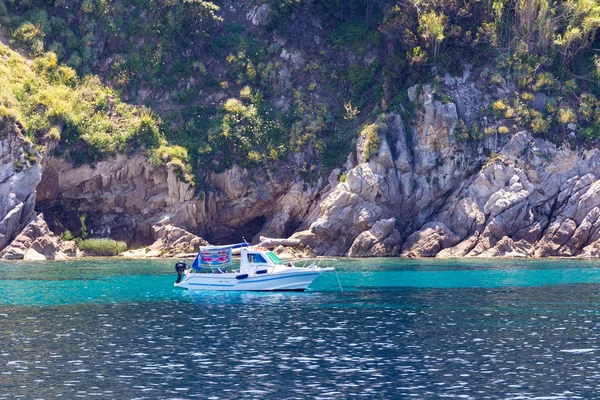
[334,267,343,293]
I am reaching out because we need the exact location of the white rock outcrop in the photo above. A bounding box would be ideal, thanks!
[0,121,41,250]
[247,4,271,26]
[290,81,472,256]
[0,214,78,260]
[431,131,600,258]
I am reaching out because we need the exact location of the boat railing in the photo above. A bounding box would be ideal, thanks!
[286,257,338,269]
[190,267,240,274]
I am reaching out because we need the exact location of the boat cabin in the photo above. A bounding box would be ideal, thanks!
[239,247,286,274]
[192,243,288,275]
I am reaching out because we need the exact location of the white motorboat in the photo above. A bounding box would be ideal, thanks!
[174,243,337,291]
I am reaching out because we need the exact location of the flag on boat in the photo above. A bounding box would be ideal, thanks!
[191,243,249,271]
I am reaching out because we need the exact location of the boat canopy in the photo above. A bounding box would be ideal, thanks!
[191,243,249,271]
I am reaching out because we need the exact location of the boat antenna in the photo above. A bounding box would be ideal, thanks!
[242,236,249,247]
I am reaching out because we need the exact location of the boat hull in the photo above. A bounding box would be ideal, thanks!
[175,270,329,291]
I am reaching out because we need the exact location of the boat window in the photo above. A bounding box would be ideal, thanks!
[247,253,268,263]
[265,251,283,264]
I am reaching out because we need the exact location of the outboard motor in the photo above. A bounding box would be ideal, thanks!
[175,261,187,283]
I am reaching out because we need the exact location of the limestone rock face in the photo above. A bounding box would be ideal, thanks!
[292,74,478,256]
[432,130,600,258]
[436,233,480,258]
[30,149,321,254]
[476,237,533,258]
[8,65,600,259]
[247,4,271,26]
[204,163,321,244]
[36,154,204,248]
[402,222,460,257]
[443,66,484,123]
[0,123,41,251]
[286,67,600,258]
[348,218,402,257]
[0,214,78,260]
[273,245,315,260]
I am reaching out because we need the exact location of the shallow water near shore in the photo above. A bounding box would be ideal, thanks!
[2,258,600,398]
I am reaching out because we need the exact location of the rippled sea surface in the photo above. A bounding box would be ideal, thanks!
[3,258,600,399]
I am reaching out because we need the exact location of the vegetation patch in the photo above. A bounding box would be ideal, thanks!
[76,238,127,256]
[327,22,380,55]
[0,45,173,170]
[151,145,193,183]
[7,0,600,179]
[361,117,388,161]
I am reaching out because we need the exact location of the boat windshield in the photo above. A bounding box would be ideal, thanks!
[265,251,283,264]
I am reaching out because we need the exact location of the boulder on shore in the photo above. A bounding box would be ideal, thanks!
[0,213,79,260]
[402,222,460,257]
[120,224,208,258]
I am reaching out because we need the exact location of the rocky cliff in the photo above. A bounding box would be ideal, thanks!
[0,118,41,251]
[2,143,323,259]
[5,66,600,259]
[35,152,322,247]
[429,131,600,258]
[36,153,202,247]
[287,78,483,256]
[285,70,600,258]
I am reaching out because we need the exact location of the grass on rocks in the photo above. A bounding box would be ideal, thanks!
[76,238,127,256]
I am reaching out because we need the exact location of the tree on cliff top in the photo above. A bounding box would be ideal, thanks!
[418,10,447,61]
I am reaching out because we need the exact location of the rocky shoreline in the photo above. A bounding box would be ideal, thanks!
[5,68,600,260]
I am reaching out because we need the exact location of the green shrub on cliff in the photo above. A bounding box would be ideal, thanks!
[0,105,24,133]
[558,107,577,125]
[0,45,175,169]
[532,73,559,94]
[12,22,44,54]
[531,115,552,135]
[492,100,508,118]
[77,238,127,256]
[206,94,287,170]
[151,145,193,183]
[327,22,380,55]
[361,121,385,161]
[7,0,600,174]
[60,230,74,241]
[348,63,379,95]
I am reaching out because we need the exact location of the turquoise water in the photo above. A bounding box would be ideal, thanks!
[2,258,600,398]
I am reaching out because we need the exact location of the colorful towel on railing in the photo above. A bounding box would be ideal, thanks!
[191,243,249,271]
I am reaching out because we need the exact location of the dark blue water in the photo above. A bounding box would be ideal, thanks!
[2,258,600,399]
